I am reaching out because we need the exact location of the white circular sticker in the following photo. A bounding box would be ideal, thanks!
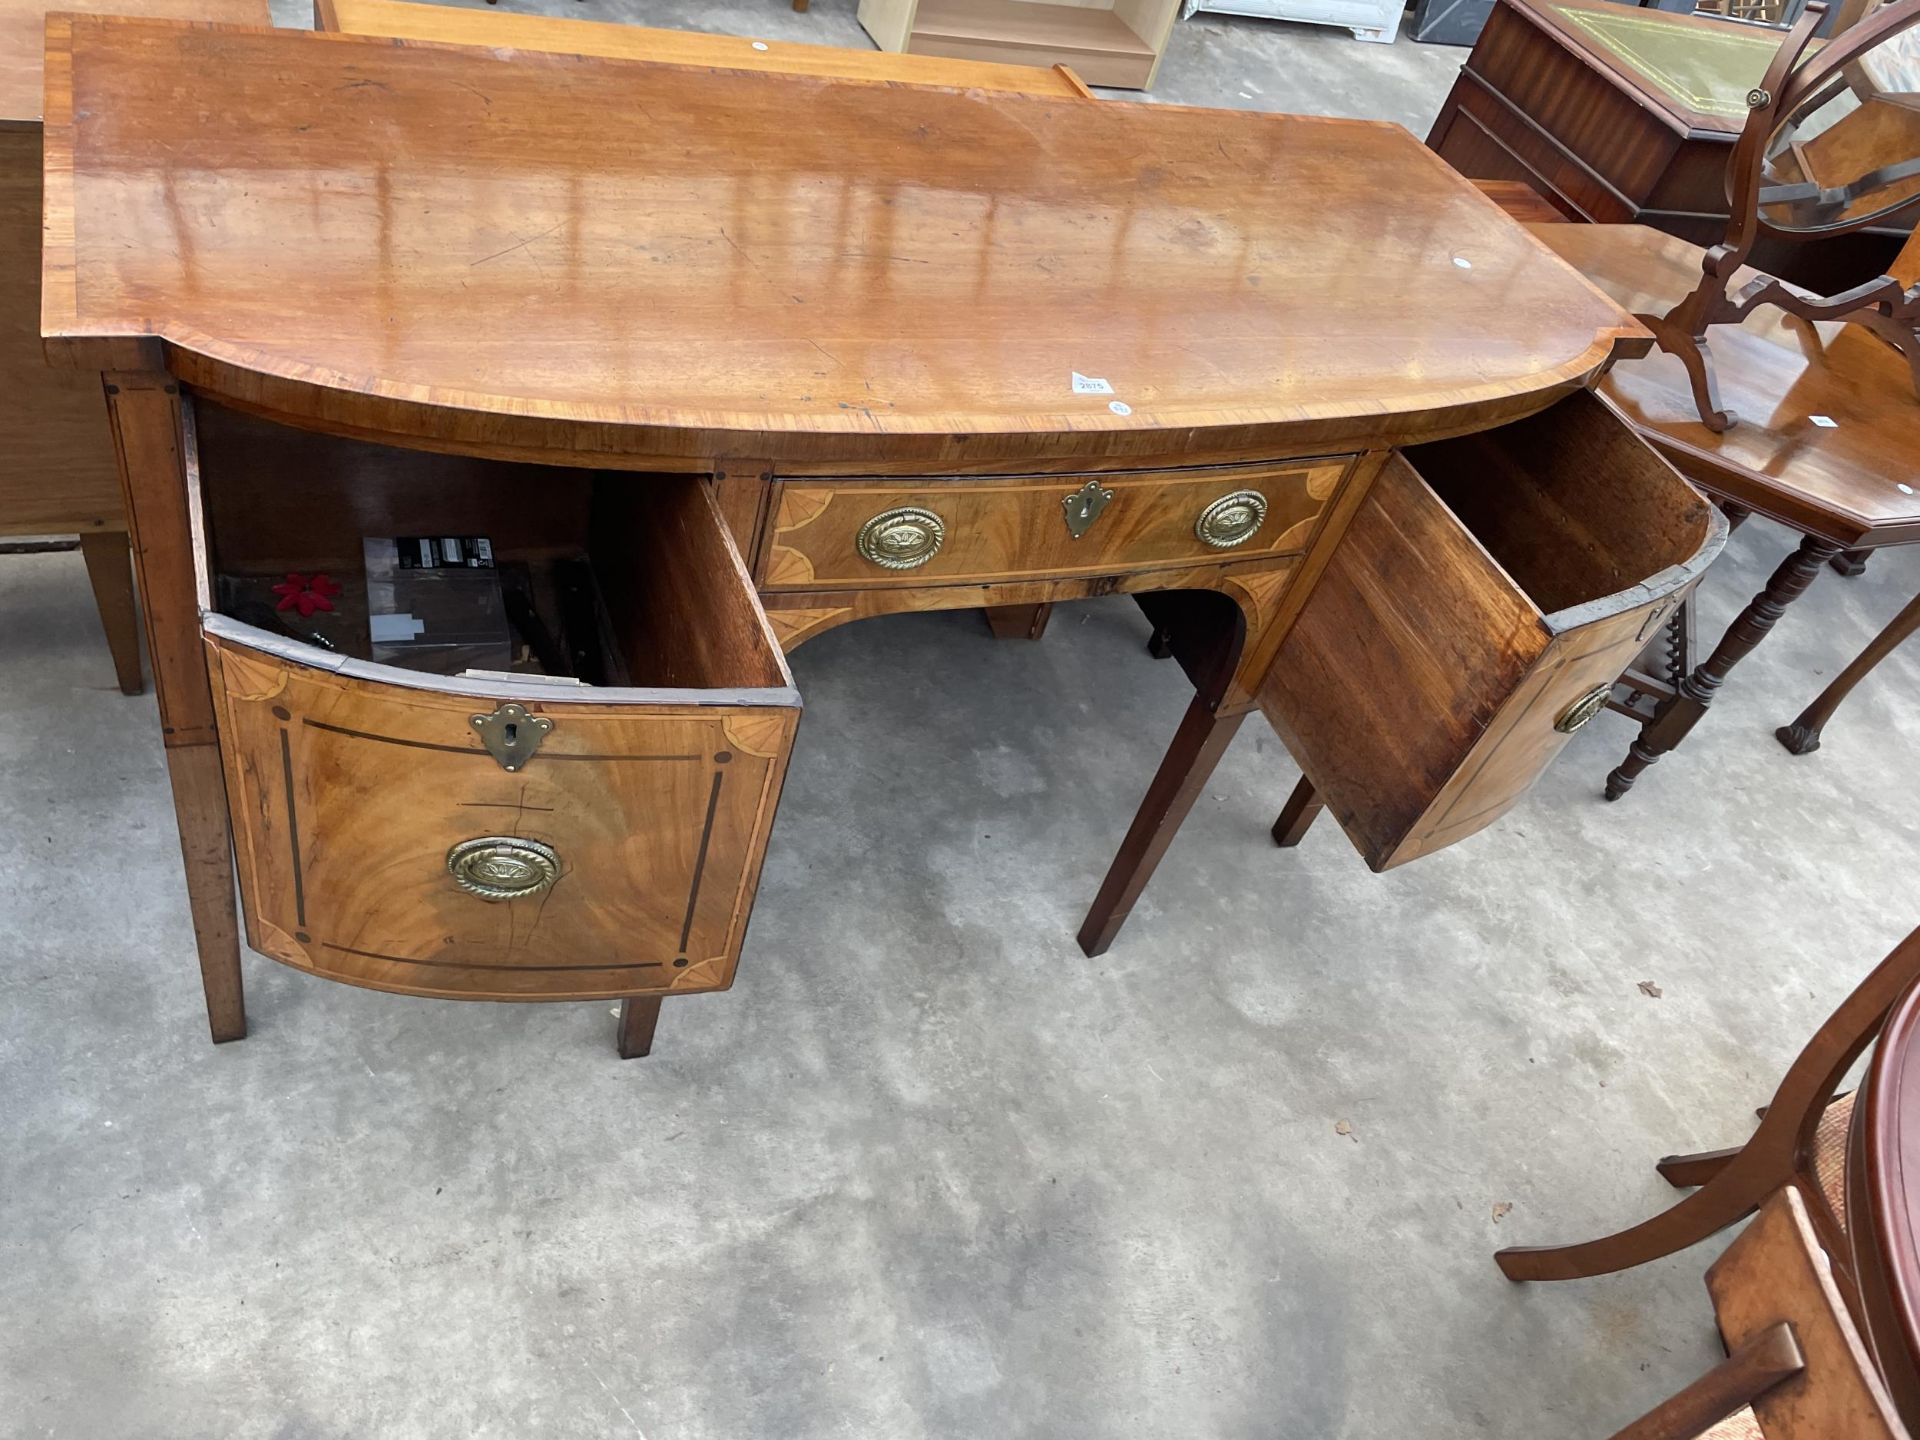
[1109,400,1132,416]
[751,40,770,50]
[1900,483,1915,496]
[1452,256,1472,270]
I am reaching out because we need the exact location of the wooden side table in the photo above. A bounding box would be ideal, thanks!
[1,0,268,697]
[1532,221,1920,797]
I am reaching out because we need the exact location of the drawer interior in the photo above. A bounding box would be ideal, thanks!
[1400,388,1714,624]
[1260,388,1720,873]
[190,400,786,691]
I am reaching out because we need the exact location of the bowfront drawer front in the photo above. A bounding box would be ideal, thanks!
[759,459,1353,590]
[186,397,800,1002]
[1261,390,1724,872]
[207,636,797,1001]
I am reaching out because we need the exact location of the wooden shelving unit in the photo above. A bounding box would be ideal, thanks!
[858,0,1180,89]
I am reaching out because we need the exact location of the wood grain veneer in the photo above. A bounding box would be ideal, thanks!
[42,17,1648,465]
[760,459,1349,590]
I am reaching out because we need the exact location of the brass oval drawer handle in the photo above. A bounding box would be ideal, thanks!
[856,506,945,570]
[1195,489,1269,549]
[447,836,560,901]
[1554,684,1612,735]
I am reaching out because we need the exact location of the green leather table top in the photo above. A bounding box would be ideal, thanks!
[1545,0,1783,126]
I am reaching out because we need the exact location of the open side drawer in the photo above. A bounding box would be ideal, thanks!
[187,400,799,1001]
[1259,389,1725,872]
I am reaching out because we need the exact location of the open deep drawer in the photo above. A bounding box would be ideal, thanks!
[186,400,798,1001]
[1260,389,1725,872]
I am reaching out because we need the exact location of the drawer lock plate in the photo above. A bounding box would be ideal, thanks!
[469,701,554,772]
[1061,479,1116,540]
[447,836,561,902]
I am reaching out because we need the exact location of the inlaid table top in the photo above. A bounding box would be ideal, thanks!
[42,16,1647,462]
[1535,221,1920,548]
[0,0,264,126]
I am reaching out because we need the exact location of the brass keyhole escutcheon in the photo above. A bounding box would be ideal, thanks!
[446,836,561,901]
[1554,684,1612,735]
[1061,479,1115,540]
[470,702,553,772]
[1195,489,1269,549]
[856,506,945,570]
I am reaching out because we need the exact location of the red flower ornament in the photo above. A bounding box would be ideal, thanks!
[271,571,343,618]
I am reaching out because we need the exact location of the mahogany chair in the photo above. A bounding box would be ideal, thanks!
[1495,924,1920,1295]
[1603,1186,1908,1440]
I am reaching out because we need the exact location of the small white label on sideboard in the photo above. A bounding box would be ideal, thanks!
[1810,415,1838,428]
[1072,372,1115,395]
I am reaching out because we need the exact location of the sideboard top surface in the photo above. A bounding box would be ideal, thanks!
[44,17,1647,456]
[0,0,265,127]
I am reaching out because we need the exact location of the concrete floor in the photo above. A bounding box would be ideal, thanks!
[7,2,1920,1436]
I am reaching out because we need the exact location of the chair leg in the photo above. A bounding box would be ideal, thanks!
[1272,776,1323,848]
[1656,1145,1742,1189]
[1606,534,1839,799]
[1605,1323,1802,1440]
[1077,696,1246,957]
[1496,1160,1777,1282]
[79,531,144,695]
[616,996,662,1059]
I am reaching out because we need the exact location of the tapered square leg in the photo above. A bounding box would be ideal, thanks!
[1271,776,1323,848]
[617,995,662,1059]
[78,530,143,695]
[165,743,246,1043]
[983,603,1052,640]
[1077,696,1246,957]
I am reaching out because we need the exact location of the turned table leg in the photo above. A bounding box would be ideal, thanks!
[1271,775,1323,847]
[78,530,143,695]
[1606,534,1841,800]
[616,996,662,1059]
[1778,585,1920,756]
[1077,695,1247,957]
[1830,548,1870,578]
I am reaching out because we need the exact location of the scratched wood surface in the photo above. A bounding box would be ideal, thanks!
[43,16,1648,465]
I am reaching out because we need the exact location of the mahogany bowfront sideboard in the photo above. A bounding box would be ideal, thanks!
[43,17,1725,1057]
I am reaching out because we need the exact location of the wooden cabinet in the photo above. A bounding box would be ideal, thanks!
[760,460,1350,590]
[186,401,799,1004]
[857,0,1180,90]
[1260,390,1724,871]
